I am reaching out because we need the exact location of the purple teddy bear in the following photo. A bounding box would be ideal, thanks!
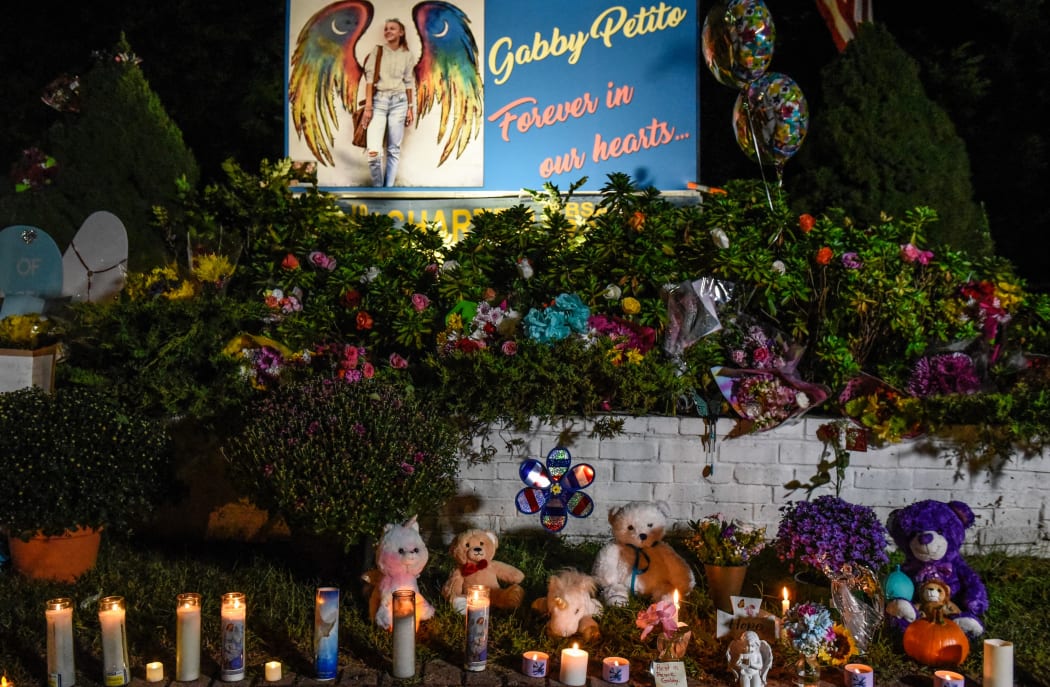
[885,499,989,637]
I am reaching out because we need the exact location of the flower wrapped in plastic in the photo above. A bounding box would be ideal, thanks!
[713,366,828,434]
[662,277,736,360]
[522,293,590,344]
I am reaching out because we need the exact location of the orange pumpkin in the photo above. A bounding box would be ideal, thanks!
[903,617,971,666]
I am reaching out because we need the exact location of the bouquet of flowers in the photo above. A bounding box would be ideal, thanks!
[783,602,836,656]
[906,351,982,398]
[774,496,889,577]
[684,513,766,566]
[713,366,829,433]
[636,598,691,660]
[839,373,925,444]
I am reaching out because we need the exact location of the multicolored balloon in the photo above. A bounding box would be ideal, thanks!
[702,0,776,89]
[732,71,809,167]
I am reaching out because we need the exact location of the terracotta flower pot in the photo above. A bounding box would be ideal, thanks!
[8,526,102,582]
[704,563,748,613]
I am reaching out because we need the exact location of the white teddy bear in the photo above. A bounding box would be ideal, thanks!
[591,501,696,607]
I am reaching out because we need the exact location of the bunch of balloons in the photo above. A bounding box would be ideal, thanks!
[702,0,808,179]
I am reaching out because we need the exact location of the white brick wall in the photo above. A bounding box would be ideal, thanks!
[439,416,1050,556]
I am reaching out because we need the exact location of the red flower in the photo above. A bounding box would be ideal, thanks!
[816,247,834,265]
[356,311,374,330]
[799,214,816,233]
[281,254,300,270]
[341,289,362,308]
[629,211,646,231]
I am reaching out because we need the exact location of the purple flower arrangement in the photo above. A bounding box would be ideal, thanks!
[774,496,889,576]
[906,352,981,397]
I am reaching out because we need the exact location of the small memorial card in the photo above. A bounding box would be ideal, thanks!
[652,660,687,687]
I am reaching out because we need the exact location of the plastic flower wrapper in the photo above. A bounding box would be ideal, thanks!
[827,563,883,654]
[713,366,829,434]
[663,277,736,360]
[839,373,925,445]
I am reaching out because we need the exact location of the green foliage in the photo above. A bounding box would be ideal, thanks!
[0,36,198,268]
[789,23,993,258]
[224,377,461,549]
[0,386,174,538]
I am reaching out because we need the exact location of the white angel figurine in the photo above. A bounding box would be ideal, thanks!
[727,630,773,687]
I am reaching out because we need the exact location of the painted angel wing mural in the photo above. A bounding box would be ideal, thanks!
[288,1,374,166]
[412,1,484,165]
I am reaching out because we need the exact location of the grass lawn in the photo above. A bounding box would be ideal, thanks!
[0,531,1046,686]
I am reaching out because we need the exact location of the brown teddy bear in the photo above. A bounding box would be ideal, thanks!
[442,529,525,613]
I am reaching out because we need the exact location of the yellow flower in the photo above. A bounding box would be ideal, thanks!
[607,349,624,366]
[192,253,235,285]
[163,280,197,300]
[818,624,858,666]
[625,349,644,365]
[996,281,1023,311]
[622,297,641,315]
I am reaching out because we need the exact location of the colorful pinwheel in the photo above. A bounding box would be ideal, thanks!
[515,447,595,532]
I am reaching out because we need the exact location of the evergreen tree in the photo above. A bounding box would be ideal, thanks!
[0,35,198,269]
[788,23,993,257]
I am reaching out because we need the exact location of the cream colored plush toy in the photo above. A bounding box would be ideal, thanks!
[531,569,602,641]
[442,528,526,613]
[362,516,435,630]
[591,501,696,607]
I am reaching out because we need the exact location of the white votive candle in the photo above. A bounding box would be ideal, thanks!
[264,661,282,682]
[391,590,416,678]
[46,597,75,687]
[983,638,1014,687]
[559,643,588,687]
[602,657,629,684]
[146,662,163,683]
[175,593,201,682]
[522,651,548,678]
[98,596,130,687]
[220,592,246,682]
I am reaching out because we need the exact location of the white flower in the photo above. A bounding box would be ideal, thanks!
[517,257,534,279]
[603,284,622,300]
[440,259,460,274]
[772,260,786,275]
[361,266,381,283]
[795,392,810,409]
[710,227,730,249]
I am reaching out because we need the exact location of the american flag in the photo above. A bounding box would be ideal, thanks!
[815,0,874,52]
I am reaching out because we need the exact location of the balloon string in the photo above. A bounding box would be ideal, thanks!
[743,97,775,212]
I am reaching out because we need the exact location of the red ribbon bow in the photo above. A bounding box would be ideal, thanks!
[461,559,489,576]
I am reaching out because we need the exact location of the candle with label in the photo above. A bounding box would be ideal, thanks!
[314,587,339,681]
[46,597,75,687]
[464,585,490,671]
[933,669,965,687]
[391,590,416,678]
[522,651,548,678]
[602,657,629,684]
[559,643,588,687]
[843,663,873,687]
[220,592,247,682]
[175,593,201,682]
[98,596,130,687]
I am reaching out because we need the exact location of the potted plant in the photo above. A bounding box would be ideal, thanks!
[774,495,889,589]
[684,513,766,612]
[0,385,174,581]
[224,375,462,561]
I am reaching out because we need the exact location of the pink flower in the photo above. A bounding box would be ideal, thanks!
[501,340,518,356]
[411,293,430,312]
[389,353,409,369]
[900,243,934,265]
[308,251,336,271]
[636,598,678,640]
[362,362,375,378]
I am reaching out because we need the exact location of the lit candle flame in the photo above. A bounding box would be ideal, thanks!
[782,587,789,602]
[2,676,12,687]
[572,642,579,651]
